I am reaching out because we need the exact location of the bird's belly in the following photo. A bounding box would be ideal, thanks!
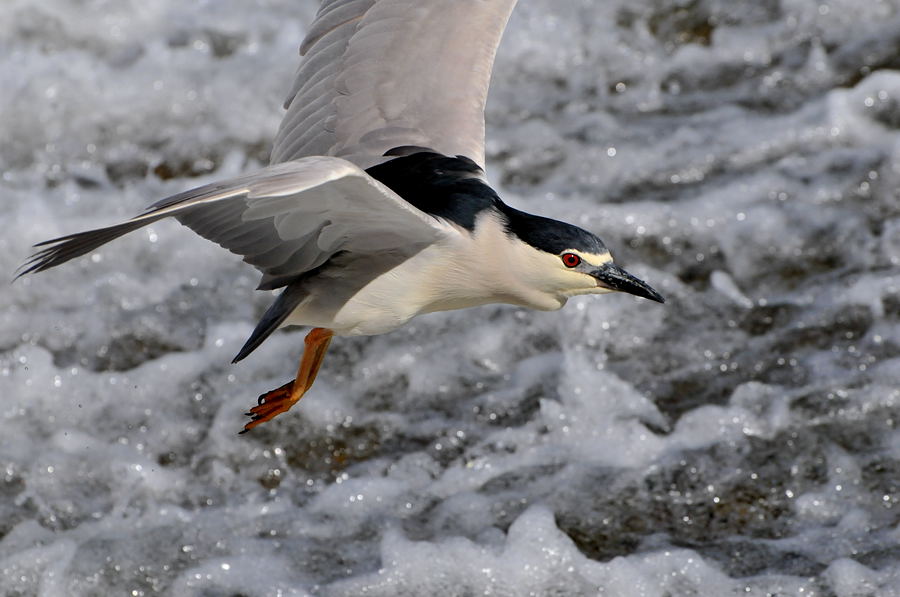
[281,236,539,336]
[281,260,428,336]
[287,288,419,337]
[326,268,447,335]
[284,245,500,336]
[333,302,415,336]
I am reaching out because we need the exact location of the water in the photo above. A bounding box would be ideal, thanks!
[2,0,900,595]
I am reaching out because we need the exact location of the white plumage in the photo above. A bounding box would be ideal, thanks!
[20,0,663,433]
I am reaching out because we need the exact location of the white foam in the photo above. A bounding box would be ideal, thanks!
[3,0,900,593]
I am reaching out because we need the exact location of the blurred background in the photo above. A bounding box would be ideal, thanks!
[2,0,900,594]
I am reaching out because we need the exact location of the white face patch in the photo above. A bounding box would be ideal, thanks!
[552,248,618,299]
[406,212,619,312]
[559,249,613,268]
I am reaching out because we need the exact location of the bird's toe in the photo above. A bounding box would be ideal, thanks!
[240,380,296,433]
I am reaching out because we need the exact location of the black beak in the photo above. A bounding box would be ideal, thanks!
[591,263,665,303]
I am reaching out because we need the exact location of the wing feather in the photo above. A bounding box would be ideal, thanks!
[298,0,375,58]
[271,0,518,168]
[18,157,451,288]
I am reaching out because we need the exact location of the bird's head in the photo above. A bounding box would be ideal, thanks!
[366,150,664,311]
[496,207,665,310]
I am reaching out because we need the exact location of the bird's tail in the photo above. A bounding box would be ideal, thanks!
[232,282,308,363]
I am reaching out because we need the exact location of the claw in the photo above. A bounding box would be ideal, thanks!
[241,380,296,433]
[238,327,334,435]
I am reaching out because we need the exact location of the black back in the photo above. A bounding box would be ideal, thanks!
[366,151,497,231]
[367,151,607,256]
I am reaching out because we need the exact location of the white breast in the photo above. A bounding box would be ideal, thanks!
[328,239,498,336]
[284,211,567,336]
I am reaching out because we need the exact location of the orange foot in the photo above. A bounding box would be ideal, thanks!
[240,380,296,433]
[239,327,334,434]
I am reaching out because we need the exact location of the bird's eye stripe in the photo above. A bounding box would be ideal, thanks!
[562,253,581,268]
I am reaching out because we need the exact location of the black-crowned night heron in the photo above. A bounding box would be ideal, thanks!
[18,0,664,433]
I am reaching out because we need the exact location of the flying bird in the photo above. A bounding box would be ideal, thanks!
[18,0,664,433]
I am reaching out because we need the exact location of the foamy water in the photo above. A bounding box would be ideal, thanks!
[3,0,900,595]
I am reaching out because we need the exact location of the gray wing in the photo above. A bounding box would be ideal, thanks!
[270,0,518,169]
[19,156,451,290]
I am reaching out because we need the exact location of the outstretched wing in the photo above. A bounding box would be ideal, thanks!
[19,156,451,290]
[271,0,518,169]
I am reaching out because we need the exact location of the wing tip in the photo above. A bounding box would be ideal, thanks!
[13,219,150,281]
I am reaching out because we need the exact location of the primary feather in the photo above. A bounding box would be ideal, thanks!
[272,0,518,167]
[18,157,450,290]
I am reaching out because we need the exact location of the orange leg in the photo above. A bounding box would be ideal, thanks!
[240,327,334,433]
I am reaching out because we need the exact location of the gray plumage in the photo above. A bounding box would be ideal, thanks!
[272,0,518,168]
[19,0,663,388]
[18,156,449,285]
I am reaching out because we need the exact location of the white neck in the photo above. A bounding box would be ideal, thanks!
[412,212,569,313]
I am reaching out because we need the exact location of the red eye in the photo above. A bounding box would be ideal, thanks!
[562,253,581,268]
